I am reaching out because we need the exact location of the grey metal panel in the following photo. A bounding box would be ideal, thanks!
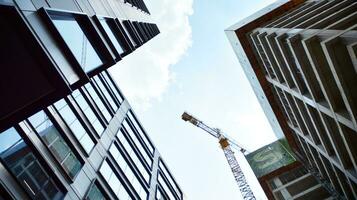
[31,0,49,9]
[13,0,36,11]
[72,169,92,198]
[64,189,81,200]
[82,162,97,180]
[87,0,108,16]
[88,147,104,171]
[100,130,113,150]
[47,0,80,12]
[74,0,95,16]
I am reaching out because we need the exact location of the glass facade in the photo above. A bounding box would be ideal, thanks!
[0,128,64,200]
[127,111,154,154]
[99,19,125,55]
[72,89,105,136]
[101,71,124,103]
[49,13,102,72]
[109,143,147,199]
[28,111,82,179]
[99,160,131,200]
[159,161,181,198]
[116,129,150,183]
[85,182,106,200]
[157,173,175,200]
[54,99,95,154]
[85,83,112,123]
[93,75,118,112]
[122,119,152,167]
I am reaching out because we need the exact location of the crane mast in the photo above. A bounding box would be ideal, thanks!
[182,112,256,200]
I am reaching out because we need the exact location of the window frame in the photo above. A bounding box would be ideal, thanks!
[0,126,67,200]
[51,98,97,156]
[101,71,125,104]
[127,110,155,155]
[121,121,153,169]
[122,20,143,47]
[39,8,115,78]
[84,179,111,200]
[93,15,133,60]
[26,109,85,182]
[158,159,183,199]
[108,141,149,199]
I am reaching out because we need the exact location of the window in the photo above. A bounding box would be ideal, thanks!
[93,76,118,111]
[72,89,104,136]
[0,128,64,200]
[99,160,130,200]
[109,143,147,200]
[28,111,82,179]
[85,182,107,200]
[122,120,152,167]
[54,99,95,154]
[98,18,125,55]
[49,12,102,72]
[159,161,182,199]
[158,173,176,200]
[85,83,112,122]
[101,71,124,103]
[116,130,150,183]
[156,186,168,200]
[127,111,154,154]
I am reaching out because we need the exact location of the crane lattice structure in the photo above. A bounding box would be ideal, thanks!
[182,112,256,200]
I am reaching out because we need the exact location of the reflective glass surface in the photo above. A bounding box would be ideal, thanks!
[85,83,112,122]
[109,144,147,200]
[101,72,124,103]
[158,174,175,200]
[72,90,104,136]
[122,120,152,166]
[99,19,124,55]
[116,130,150,183]
[50,14,102,72]
[99,160,130,199]
[28,111,82,178]
[54,99,94,154]
[159,161,181,198]
[93,76,118,111]
[0,128,64,200]
[86,183,106,200]
[127,111,154,153]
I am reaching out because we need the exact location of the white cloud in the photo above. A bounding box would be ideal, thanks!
[110,0,193,111]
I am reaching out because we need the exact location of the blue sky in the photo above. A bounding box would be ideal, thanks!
[110,0,278,199]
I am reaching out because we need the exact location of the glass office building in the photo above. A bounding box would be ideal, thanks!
[0,0,182,199]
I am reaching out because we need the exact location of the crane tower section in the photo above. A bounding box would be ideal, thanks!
[182,112,256,200]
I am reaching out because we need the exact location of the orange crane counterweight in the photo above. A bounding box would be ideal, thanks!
[181,112,256,200]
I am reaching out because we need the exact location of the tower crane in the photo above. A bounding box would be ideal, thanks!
[181,112,256,200]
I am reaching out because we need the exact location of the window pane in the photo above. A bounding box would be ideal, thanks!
[93,76,118,111]
[101,72,124,103]
[50,14,102,72]
[99,160,131,199]
[158,174,175,200]
[54,99,95,154]
[86,183,106,200]
[128,111,154,153]
[99,19,124,54]
[85,83,112,122]
[122,120,152,166]
[116,130,150,183]
[109,144,147,199]
[28,111,82,179]
[159,161,181,198]
[0,128,64,200]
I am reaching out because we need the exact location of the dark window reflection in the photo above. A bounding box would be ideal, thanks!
[50,14,102,72]
[99,19,124,55]
[0,128,64,200]
[28,111,82,179]
[85,183,106,200]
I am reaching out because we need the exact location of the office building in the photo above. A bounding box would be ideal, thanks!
[226,0,357,199]
[0,0,182,199]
